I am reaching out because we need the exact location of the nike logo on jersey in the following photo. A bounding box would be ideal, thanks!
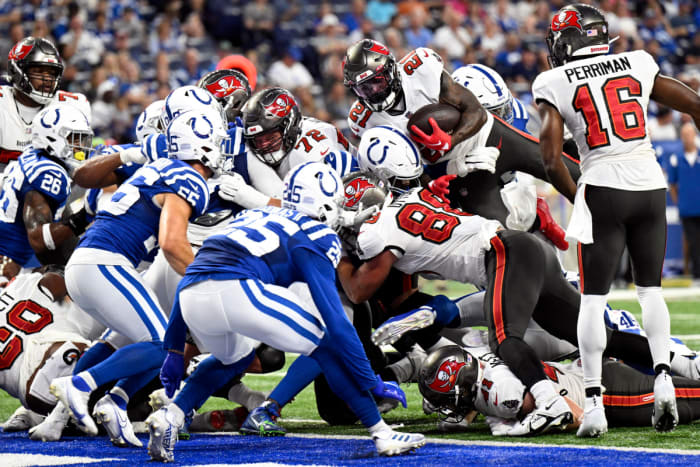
[320,148,329,156]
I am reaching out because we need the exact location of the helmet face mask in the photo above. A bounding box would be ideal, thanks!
[242,88,302,167]
[343,39,401,112]
[32,103,93,165]
[8,37,64,105]
[546,4,610,68]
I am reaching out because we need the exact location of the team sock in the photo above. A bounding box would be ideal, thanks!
[268,356,321,407]
[73,341,114,375]
[579,294,608,391]
[637,286,671,371]
[86,341,166,387]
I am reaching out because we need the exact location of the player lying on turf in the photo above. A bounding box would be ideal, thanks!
[418,345,700,436]
[0,267,103,433]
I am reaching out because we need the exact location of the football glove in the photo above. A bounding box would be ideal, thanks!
[448,146,499,177]
[218,172,271,209]
[371,375,407,408]
[427,174,456,202]
[410,118,452,152]
[119,146,147,165]
[160,351,185,399]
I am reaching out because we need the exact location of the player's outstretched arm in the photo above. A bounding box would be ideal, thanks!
[337,251,397,303]
[72,147,147,188]
[538,102,577,203]
[24,191,76,264]
[439,70,488,146]
[651,75,700,131]
[158,193,194,276]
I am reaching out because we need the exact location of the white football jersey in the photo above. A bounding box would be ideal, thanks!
[0,86,91,164]
[346,47,493,165]
[276,117,355,179]
[532,50,665,190]
[356,188,501,287]
[471,346,585,420]
[0,272,102,402]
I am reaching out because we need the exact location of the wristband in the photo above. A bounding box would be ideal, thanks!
[42,223,56,250]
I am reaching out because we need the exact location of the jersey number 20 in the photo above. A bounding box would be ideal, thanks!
[573,75,646,149]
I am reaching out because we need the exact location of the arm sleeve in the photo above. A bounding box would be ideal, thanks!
[291,246,377,390]
[163,294,187,352]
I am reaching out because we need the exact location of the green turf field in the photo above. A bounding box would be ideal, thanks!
[2,283,699,451]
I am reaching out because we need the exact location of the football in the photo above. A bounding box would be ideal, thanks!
[407,103,461,139]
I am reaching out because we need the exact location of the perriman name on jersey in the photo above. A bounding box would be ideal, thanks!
[564,56,632,83]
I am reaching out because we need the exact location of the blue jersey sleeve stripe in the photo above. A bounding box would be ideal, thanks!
[241,279,321,346]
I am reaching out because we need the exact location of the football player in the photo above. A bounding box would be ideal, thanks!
[146,162,424,462]
[0,267,102,431]
[49,111,226,447]
[419,345,700,435]
[0,37,91,171]
[342,39,579,231]
[534,3,700,436]
[243,87,357,179]
[337,135,682,437]
[0,103,93,282]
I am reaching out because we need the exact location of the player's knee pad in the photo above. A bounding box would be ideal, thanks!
[256,344,285,373]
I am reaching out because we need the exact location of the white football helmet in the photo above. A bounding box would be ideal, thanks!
[451,64,514,124]
[282,161,343,227]
[135,99,165,142]
[31,103,93,162]
[357,125,423,194]
[166,110,227,172]
[161,85,224,130]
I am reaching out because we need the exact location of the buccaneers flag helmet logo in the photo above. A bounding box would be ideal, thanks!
[206,76,245,99]
[344,176,375,209]
[9,43,33,61]
[264,93,296,118]
[551,9,583,33]
[428,358,466,394]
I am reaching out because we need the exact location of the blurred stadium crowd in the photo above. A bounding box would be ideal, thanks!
[1,0,698,144]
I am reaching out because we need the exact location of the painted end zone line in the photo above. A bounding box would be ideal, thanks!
[198,431,700,457]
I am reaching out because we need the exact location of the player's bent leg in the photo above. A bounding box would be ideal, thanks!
[93,387,143,447]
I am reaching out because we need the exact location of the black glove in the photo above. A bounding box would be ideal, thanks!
[62,208,90,236]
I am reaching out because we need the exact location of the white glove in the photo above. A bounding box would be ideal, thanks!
[500,179,537,231]
[447,146,500,177]
[218,172,271,209]
[119,146,147,165]
[335,204,380,230]
[485,416,518,436]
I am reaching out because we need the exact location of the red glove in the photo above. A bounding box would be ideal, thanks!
[411,118,452,152]
[428,174,457,202]
[536,198,569,251]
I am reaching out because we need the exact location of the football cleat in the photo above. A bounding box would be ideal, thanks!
[240,401,286,436]
[178,409,195,440]
[29,402,71,441]
[146,408,180,462]
[508,395,573,436]
[372,429,426,456]
[536,197,569,251]
[653,371,679,432]
[577,395,608,438]
[93,393,143,447]
[149,388,175,412]
[49,376,98,436]
[371,307,436,346]
[2,405,43,432]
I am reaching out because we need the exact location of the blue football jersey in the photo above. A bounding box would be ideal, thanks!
[0,148,71,265]
[511,97,530,133]
[79,158,210,267]
[184,206,341,287]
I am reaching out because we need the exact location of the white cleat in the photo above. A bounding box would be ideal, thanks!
[29,402,70,441]
[49,376,98,436]
[373,429,426,456]
[146,408,180,462]
[577,395,608,438]
[148,388,174,412]
[509,395,573,437]
[94,393,143,447]
[372,307,436,346]
[653,371,679,432]
[2,405,44,432]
